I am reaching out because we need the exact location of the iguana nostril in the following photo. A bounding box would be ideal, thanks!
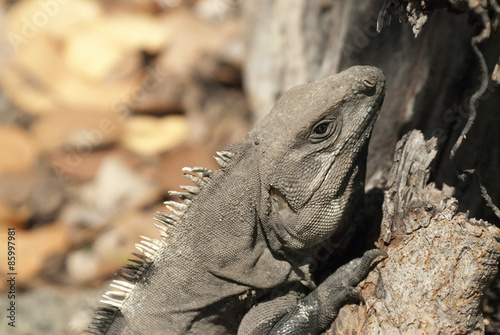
[352,78,377,93]
[363,78,376,88]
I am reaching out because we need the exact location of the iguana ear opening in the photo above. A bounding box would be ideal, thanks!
[267,184,309,252]
[270,186,289,211]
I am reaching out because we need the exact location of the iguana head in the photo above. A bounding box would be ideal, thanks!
[253,66,386,252]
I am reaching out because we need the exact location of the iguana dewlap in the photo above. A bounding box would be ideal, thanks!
[86,65,387,335]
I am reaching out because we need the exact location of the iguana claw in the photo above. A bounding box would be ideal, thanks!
[255,249,387,335]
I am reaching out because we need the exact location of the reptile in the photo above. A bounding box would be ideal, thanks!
[86,65,387,335]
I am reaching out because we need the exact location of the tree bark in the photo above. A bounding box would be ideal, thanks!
[328,130,500,334]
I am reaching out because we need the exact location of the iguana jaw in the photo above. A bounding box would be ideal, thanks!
[266,103,380,251]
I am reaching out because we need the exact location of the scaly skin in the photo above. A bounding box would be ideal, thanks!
[86,66,386,335]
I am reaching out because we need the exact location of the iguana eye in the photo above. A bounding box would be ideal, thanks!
[310,120,337,143]
[314,123,328,135]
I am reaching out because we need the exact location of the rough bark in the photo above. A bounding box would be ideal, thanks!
[328,130,500,334]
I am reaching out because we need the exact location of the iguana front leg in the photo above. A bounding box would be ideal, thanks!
[239,249,386,335]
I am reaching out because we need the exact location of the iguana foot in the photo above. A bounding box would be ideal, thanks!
[315,248,387,310]
[330,249,388,288]
[264,249,387,335]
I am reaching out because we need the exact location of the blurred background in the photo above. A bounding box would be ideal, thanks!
[0,0,250,333]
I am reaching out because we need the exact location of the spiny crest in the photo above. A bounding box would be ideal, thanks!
[85,236,162,334]
[85,160,227,334]
[152,165,215,240]
[214,150,234,168]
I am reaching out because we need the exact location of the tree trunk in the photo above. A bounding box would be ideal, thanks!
[242,0,500,332]
[329,130,500,334]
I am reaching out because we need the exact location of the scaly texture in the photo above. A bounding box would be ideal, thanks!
[86,66,386,335]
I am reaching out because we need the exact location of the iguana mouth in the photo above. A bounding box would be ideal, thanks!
[340,97,383,150]
[316,100,382,197]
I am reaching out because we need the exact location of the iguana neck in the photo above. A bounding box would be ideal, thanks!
[170,137,310,290]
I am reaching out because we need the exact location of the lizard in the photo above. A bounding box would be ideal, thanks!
[86,65,387,335]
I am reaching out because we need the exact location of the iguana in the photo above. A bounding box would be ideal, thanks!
[86,65,387,335]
